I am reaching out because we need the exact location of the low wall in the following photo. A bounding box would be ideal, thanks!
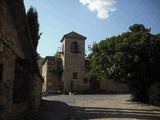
[100,80,128,93]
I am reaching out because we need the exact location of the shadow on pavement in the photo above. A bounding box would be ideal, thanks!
[36,100,160,120]
[38,100,71,120]
[70,106,160,120]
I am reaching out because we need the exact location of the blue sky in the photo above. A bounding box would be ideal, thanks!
[24,0,160,57]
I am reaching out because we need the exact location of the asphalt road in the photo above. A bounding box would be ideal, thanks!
[39,94,160,120]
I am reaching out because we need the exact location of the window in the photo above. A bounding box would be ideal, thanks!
[73,72,78,79]
[71,42,79,53]
[0,64,3,82]
[83,78,88,84]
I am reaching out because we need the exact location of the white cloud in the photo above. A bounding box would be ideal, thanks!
[80,0,116,19]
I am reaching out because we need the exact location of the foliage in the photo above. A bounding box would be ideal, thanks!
[27,6,42,56]
[54,51,61,58]
[89,24,160,102]
[129,24,151,33]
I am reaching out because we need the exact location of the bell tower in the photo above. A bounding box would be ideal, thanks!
[60,31,88,92]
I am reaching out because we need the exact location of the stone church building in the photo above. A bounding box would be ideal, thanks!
[42,31,128,93]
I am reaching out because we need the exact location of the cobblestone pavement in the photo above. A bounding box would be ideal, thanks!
[41,94,160,120]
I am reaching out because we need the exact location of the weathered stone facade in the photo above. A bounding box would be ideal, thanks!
[60,32,90,92]
[42,56,62,93]
[100,80,128,93]
[0,0,42,119]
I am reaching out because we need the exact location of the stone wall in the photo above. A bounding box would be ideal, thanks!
[29,74,42,112]
[0,46,16,120]
[42,61,48,93]
[0,0,42,119]
[42,56,62,93]
[0,1,22,119]
[100,80,128,93]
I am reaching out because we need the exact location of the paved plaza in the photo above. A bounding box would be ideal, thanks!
[38,94,160,120]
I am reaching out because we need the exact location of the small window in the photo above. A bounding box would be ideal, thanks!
[83,78,88,84]
[71,42,79,53]
[73,72,78,79]
[0,64,3,82]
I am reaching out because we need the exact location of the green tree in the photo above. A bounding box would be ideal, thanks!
[129,24,151,33]
[54,51,61,58]
[89,24,160,102]
[27,6,41,56]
